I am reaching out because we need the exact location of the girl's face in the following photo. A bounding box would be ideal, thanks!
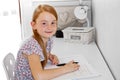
[31,12,57,40]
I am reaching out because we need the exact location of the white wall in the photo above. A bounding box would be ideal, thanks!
[20,0,92,40]
[20,0,33,40]
[92,0,120,80]
[0,0,21,80]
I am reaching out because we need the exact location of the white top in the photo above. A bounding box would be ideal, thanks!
[51,37,114,80]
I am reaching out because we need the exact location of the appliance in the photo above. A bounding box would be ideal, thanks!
[74,5,89,27]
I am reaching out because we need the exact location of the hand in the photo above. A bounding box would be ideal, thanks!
[49,54,59,65]
[63,60,80,73]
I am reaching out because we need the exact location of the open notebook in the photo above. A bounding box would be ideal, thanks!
[45,55,101,80]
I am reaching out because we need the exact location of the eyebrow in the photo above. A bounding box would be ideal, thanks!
[40,20,57,22]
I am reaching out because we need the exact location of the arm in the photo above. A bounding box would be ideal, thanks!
[28,54,79,80]
[48,53,59,65]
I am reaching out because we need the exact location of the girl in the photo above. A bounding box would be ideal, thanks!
[14,4,80,80]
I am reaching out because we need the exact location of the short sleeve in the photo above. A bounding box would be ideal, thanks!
[20,37,44,60]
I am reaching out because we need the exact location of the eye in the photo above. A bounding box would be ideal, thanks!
[41,22,48,27]
[42,22,47,25]
[51,22,54,24]
[51,21,56,25]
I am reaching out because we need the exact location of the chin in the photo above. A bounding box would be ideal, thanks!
[44,35,53,38]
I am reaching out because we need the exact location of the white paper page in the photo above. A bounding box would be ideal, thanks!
[45,55,101,80]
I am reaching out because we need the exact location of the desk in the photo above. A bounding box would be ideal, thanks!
[51,37,114,80]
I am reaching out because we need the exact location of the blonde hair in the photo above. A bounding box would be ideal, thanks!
[32,4,58,68]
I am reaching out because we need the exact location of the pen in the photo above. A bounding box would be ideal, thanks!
[56,62,78,66]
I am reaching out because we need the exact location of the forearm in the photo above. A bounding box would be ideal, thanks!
[28,54,79,80]
[33,67,68,80]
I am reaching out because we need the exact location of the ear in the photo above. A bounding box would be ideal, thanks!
[30,21,36,30]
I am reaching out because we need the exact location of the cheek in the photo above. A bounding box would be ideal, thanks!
[37,27,44,34]
[54,26,57,30]
[54,26,57,31]
[53,27,57,33]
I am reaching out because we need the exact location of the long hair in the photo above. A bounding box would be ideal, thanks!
[32,4,58,68]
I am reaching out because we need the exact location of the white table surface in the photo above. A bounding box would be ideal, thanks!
[51,37,114,80]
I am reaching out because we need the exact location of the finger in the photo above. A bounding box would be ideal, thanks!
[52,58,59,64]
[68,60,74,64]
[49,55,54,61]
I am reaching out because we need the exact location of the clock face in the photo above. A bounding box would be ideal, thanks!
[71,35,81,40]
[74,6,88,20]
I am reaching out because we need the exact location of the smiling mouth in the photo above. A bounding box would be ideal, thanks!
[45,31,53,33]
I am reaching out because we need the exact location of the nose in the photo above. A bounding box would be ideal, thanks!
[47,24,52,29]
